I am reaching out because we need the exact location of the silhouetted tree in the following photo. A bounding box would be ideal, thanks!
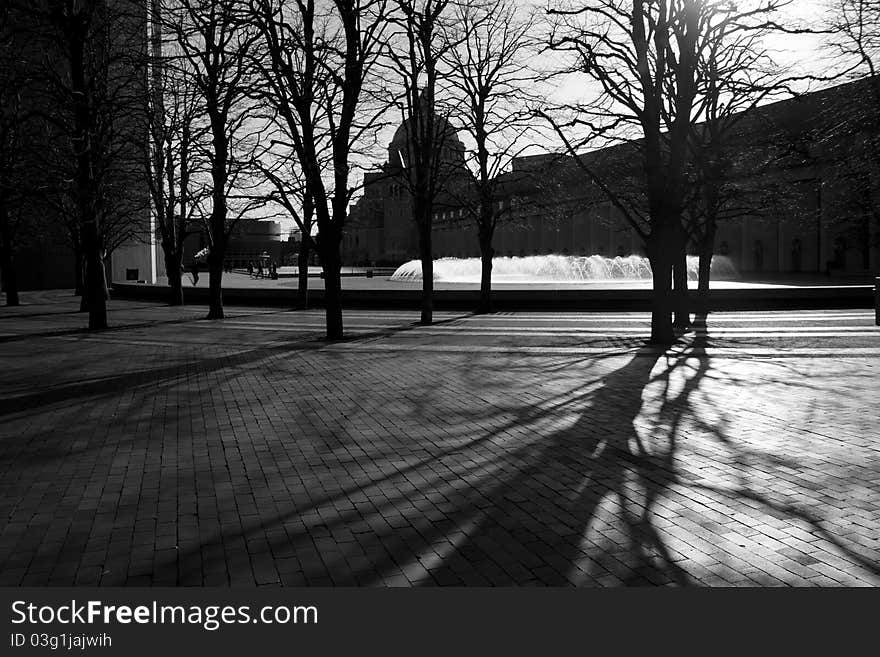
[251,0,390,339]
[824,0,880,258]
[545,0,707,343]
[248,0,332,311]
[145,0,209,306]
[386,0,459,326]
[445,0,538,313]
[252,136,316,309]
[29,0,150,329]
[829,0,880,89]
[686,1,804,309]
[161,0,262,319]
[0,2,32,306]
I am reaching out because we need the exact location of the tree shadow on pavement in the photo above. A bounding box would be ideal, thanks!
[412,332,717,586]
[29,311,876,587]
[157,341,717,587]
[0,342,296,419]
[415,346,689,585]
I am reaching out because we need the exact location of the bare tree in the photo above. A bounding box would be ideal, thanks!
[251,0,390,339]
[247,0,331,311]
[386,0,460,326]
[444,0,538,313]
[824,0,880,256]
[27,0,150,329]
[145,0,210,306]
[545,0,707,344]
[829,0,880,91]
[161,0,262,319]
[685,2,804,311]
[252,136,316,308]
[0,2,32,306]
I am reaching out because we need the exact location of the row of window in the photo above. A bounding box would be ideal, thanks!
[432,201,508,222]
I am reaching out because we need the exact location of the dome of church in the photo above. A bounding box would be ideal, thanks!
[388,107,464,169]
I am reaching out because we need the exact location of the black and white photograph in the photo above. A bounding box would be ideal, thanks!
[0,0,878,650]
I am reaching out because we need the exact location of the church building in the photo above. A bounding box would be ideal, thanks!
[343,77,879,276]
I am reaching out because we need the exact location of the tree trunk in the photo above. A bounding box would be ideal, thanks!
[478,235,494,314]
[322,250,343,340]
[68,18,105,329]
[419,223,433,325]
[207,251,224,319]
[74,248,84,298]
[647,230,675,345]
[206,99,230,320]
[0,206,19,306]
[696,221,716,311]
[165,249,184,306]
[673,245,690,330]
[102,255,110,300]
[697,247,712,296]
[0,248,19,306]
[297,242,310,309]
[82,225,107,330]
[297,193,314,310]
[693,247,711,328]
[696,248,711,322]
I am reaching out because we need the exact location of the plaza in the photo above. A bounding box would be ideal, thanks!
[0,292,878,586]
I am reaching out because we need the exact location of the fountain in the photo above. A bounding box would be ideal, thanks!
[390,254,738,283]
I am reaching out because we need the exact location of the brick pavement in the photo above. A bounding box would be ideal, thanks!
[0,291,878,586]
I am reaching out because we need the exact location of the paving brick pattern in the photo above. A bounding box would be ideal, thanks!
[0,292,878,586]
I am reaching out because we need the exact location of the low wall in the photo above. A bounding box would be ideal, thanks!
[111,281,875,312]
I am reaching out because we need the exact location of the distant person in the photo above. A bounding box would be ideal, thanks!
[247,261,254,277]
[189,262,199,286]
[270,262,278,280]
[256,262,264,279]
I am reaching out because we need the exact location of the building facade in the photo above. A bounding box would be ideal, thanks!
[344,77,880,275]
[183,219,284,270]
[1,0,156,292]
